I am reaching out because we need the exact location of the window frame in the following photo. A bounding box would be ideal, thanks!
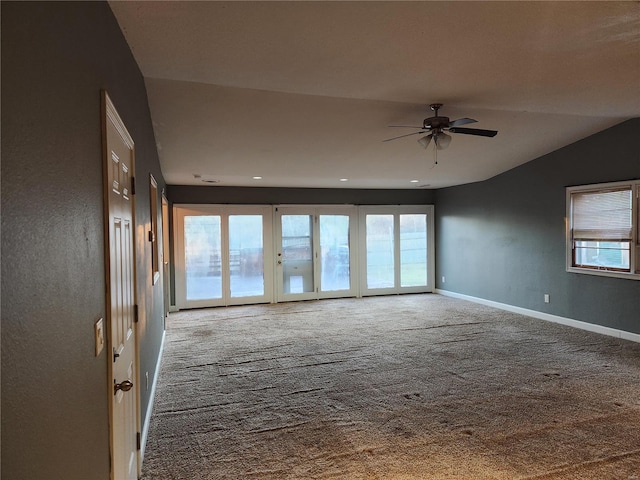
[566,179,639,281]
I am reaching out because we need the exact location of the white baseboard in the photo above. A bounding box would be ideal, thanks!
[435,289,640,344]
[140,329,166,461]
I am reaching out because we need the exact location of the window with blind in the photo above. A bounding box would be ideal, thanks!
[567,180,639,279]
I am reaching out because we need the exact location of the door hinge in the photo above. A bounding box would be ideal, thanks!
[131,177,136,195]
[133,304,139,323]
[136,432,141,450]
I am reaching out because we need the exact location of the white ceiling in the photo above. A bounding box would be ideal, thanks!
[109,1,640,189]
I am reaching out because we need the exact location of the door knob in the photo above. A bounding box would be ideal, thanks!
[114,380,133,394]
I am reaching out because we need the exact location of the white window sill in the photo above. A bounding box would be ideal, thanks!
[567,267,640,281]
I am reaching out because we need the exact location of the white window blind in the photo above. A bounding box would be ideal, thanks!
[571,188,632,241]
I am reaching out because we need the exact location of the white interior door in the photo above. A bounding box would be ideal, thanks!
[103,92,138,480]
[175,205,273,308]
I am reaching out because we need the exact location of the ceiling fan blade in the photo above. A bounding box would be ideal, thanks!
[448,117,477,127]
[448,127,498,137]
[387,125,426,129]
[382,130,427,142]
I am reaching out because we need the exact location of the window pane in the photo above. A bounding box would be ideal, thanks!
[184,215,222,300]
[320,215,350,291]
[282,215,314,294]
[366,215,394,289]
[574,241,630,270]
[229,215,264,297]
[400,214,427,287]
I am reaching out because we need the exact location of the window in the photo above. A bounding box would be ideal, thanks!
[567,180,639,280]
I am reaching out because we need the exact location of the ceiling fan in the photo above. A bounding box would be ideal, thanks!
[383,103,498,150]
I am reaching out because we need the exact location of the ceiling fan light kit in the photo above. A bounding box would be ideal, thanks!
[417,135,431,149]
[435,131,452,150]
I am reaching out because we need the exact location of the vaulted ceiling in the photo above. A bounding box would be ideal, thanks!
[109,1,640,189]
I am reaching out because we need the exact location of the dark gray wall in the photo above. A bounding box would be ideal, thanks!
[168,185,435,205]
[1,2,166,479]
[436,119,640,334]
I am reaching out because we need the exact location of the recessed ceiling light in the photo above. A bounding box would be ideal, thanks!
[252,176,263,180]
[339,178,348,182]
[410,179,419,183]
[201,179,220,184]
[417,184,431,188]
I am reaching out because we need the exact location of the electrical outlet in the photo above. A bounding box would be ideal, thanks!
[544,294,550,304]
[442,276,446,283]
[95,318,105,356]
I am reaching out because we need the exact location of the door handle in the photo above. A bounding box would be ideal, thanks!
[114,380,133,394]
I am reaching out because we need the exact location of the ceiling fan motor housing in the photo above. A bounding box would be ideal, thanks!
[423,116,450,130]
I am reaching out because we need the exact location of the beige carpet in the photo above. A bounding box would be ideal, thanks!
[141,294,640,479]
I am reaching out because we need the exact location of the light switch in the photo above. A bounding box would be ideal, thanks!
[95,318,105,356]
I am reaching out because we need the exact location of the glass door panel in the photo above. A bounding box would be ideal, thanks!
[400,214,427,287]
[319,215,351,292]
[281,215,315,295]
[229,215,264,298]
[184,215,222,301]
[366,214,395,289]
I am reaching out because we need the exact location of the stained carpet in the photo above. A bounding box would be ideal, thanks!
[141,294,640,479]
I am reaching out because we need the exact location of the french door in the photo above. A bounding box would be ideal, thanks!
[359,206,434,296]
[174,204,433,308]
[275,206,357,302]
[174,205,273,308]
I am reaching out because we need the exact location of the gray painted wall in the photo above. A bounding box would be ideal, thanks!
[436,119,640,334]
[2,2,166,479]
[168,185,435,205]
